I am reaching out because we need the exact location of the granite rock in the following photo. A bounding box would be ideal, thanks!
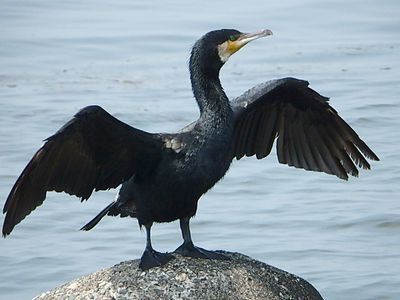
[34,251,324,300]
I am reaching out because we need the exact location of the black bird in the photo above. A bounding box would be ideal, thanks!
[2,29,379,270]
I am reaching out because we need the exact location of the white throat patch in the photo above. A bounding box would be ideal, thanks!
[217,42,231,63]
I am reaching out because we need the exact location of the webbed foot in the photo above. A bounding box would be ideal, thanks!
[139,248,175,270]
[174,242,229,260]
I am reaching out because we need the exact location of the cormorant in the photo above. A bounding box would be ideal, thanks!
[2,29,379,270]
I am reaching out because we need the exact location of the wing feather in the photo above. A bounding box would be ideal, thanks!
[293,113,314,170]
[254,111,271,157]
[3,105,163,236]
[290,118,307,169]
[276,113,287,164]
[260,109,279,159]
[245,110,263,156]
[231,77,379,179]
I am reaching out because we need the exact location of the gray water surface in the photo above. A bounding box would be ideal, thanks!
[1,1,399,299]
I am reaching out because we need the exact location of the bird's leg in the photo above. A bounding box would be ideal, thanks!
[174,217,229,260]
[139,223,174,270]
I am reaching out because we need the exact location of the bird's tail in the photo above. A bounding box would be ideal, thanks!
[80,201,117,231]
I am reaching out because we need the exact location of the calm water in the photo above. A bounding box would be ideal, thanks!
[1,0,399,299]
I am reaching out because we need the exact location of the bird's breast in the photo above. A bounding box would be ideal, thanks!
[188,127,233,185]
[161,121,233,192]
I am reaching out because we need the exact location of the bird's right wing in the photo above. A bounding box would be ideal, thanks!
[3,105,163,236]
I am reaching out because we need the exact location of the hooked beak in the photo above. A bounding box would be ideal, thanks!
[218,29,273,62]
[234,29,273,50]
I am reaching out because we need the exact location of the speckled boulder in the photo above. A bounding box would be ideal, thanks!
[34,251,324,300]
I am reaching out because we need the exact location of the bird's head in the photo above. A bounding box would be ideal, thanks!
[190,29,273,76]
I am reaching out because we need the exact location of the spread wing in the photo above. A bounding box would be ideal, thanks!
[3,105,163,236]
[231,77,379,179]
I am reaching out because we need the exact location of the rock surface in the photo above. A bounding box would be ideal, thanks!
[34,251,324,300]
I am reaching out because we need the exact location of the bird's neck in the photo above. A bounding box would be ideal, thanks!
[190,64,232,121]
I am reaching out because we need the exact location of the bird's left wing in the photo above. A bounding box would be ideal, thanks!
[231,77,379,179]
[3,105,163,236]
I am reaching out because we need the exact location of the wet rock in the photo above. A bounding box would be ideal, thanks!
[34,251,324,300]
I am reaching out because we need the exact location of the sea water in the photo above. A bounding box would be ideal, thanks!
[0,0,399,299]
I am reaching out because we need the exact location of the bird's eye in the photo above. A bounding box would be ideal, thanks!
[229,35,238,42]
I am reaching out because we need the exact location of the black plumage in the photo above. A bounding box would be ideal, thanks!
[2,29,379,270]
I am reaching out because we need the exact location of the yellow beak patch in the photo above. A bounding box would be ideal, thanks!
[217,40,243,62]
[217,29,273,63]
